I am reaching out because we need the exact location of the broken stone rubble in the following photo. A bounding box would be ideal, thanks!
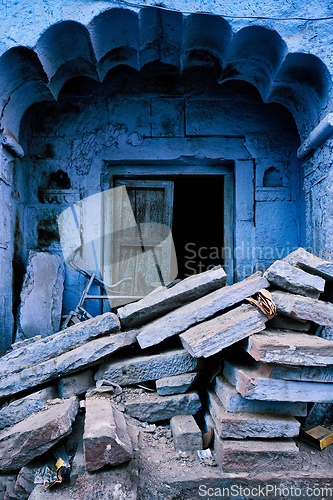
[1,248,333,496]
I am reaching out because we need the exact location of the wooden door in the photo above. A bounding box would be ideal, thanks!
[103,179,176,306]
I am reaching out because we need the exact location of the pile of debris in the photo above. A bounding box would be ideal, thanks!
[0,248,333,498]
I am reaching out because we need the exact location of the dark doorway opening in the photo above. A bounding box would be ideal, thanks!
[172,176,224,279]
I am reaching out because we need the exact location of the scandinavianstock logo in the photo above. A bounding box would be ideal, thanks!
[58,186,178,307]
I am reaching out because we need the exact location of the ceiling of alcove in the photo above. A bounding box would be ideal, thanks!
[0,6,330,141]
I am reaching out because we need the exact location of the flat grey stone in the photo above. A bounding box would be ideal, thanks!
[267,315,310,331]
[0,312,120,379]
[17,251,65,339]
[170,415,202,451]
[271,290,333,326]
[117,265,227,328]
[180,304,267,358]
[0,397,79,473]
[123,391,201,422]
[0,330,137,399]
[224,361,333,403]
[0,386,57,429]
[214,375,307,416]
[245,329,333,366]
[264,260,325,298]
[283,247,333,280]
[207,390,300,439]
[57,369,95,398]
[137,273,269,349]
[156,372,198,396]
[265,363,333,383]
[84,398,133,472]
[95,348,200,386]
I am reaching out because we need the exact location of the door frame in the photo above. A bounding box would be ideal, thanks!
[104,161,235,284]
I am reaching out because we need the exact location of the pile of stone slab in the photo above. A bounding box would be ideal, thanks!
[0,249,333,497]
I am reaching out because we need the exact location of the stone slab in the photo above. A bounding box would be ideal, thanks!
[83,398,133,472]
[224,361,333,403]
[267,315,310,331]
[265,363,333,383]
[0,330,137,399]
[283,247,333,280]
[207,390,300,438]
[123,391,201,422]
[57,369,95,398]
[180,304,267,358]
[0,386,57,429]
[95,348,200,386]
[156,372,198,396]
[17,251,65,339]
[264,260,325,298]
[245,329,333,366]
[0,312,120,378]
[137,273,269,349]
[214,375,307,416]
[270,290,333,326]
[117,265,227,328]
[0,397,79,473]
[170,415,202,451]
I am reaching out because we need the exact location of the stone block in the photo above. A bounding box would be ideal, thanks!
[123,391,201,422]
[151,97,184,137]
[180,304,267,358]
[264,260,325,298]
[224,361,333,403]
[283,247,333,280]
[267,315,310,331]
[0,386,57,430]
[137,273,268,349]
[156,372,198,396]
[84,398,133,472]
[1,312,120,380]
[214,375,307,416]
[0,397,79,473]
[170,415,202,451]
[118,265,227,329]
[271,290,333,326]
[0,330,137,399]
[57,369,95,398]
[245,329,333,366]
[95,348,200,386]
[17,251,65,340]
[207,390,300,439]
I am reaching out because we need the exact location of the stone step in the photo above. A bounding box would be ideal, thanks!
[224,360,333,402]
[0,397,79,473]
[0,330,137,399]
[137,273,269,349]
[180,304,267,358]
[170,415,202,451]
[264,260,325,298]
[213,375,307,416]
[207,390,300,438]
[95,349,200,386]
[121,390,201,422]
[156,372,198,396]
[117,265,227,328]
[267,315,310,331]
[245,329,333,366]
[83,398,133,472]
[283,247,333,280]
[270,290,333,326]
[0,312,120,378]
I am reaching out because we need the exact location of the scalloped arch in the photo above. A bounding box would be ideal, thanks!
[0,6,331,140]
